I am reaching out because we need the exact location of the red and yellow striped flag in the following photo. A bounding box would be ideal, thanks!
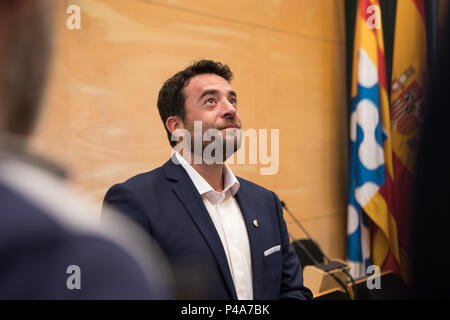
[381,0,428,281]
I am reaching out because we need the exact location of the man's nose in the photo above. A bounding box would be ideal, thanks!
[220,98,237,119]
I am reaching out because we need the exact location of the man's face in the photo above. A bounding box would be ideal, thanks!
[181,73,242,161]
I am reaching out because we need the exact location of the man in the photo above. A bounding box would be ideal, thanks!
[103,60,312,300]
[0,0,171,299]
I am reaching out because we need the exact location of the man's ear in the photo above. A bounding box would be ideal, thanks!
[165,116,183,135]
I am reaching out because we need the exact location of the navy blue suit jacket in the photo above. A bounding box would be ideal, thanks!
[103,157,312,300]
[0,167,169,299]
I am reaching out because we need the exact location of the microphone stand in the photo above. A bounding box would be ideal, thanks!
[282,200,357,299]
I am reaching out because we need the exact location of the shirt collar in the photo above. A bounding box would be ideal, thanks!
[222,163,240,196]
[174,151,240,196]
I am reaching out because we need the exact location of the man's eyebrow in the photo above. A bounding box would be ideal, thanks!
[199,89,219,101]
[198,89,237,101]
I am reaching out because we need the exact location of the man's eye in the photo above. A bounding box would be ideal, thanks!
[229,98,237,104]
[206,98,216,104]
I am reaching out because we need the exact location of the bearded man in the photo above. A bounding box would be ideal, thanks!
[103,60,312,300]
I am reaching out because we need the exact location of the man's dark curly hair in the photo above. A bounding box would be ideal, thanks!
[157,60,234,147]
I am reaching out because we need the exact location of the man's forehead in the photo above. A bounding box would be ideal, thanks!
[185,73,233,94]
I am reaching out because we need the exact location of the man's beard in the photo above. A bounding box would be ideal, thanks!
[202,129,242,162]
[182,121,242,164]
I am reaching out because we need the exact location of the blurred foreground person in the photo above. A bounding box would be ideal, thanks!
[411,7,450,299]
[0,0,172,299]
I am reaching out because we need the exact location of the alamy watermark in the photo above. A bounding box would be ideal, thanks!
[367,5,382,30]
[66,5,81,30]
[170,121,280,175]
[366,265,381,290]
[66,265,81,290]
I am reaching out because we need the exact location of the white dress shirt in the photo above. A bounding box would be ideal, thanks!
[175,152,253,300]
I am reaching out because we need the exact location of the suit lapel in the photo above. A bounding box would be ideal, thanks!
[234,180,264,300]
[163,158,238,299]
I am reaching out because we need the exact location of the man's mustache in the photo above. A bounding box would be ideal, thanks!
[216,122,242,130]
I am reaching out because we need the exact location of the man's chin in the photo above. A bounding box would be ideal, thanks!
[196,140,240,164]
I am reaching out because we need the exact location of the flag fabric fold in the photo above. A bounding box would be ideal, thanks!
[385,0,428,280]
[347,0,397,279]
[347,0,428,281]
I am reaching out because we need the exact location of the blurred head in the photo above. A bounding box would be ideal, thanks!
[0,0,54,138]
[157,60,242,160]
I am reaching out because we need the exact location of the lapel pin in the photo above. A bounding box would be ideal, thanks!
[253,219,258,228]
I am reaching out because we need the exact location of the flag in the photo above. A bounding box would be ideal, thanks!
[347,0,396,279]
[382,0,428,281]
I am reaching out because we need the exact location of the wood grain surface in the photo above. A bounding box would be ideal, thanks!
[31,0,348,260]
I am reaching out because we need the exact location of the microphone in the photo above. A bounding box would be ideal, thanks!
[281,200,348,267]
[281,200,357,299]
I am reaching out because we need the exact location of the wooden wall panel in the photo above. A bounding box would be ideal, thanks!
[31,0,348,259]
[148,0,346,43]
